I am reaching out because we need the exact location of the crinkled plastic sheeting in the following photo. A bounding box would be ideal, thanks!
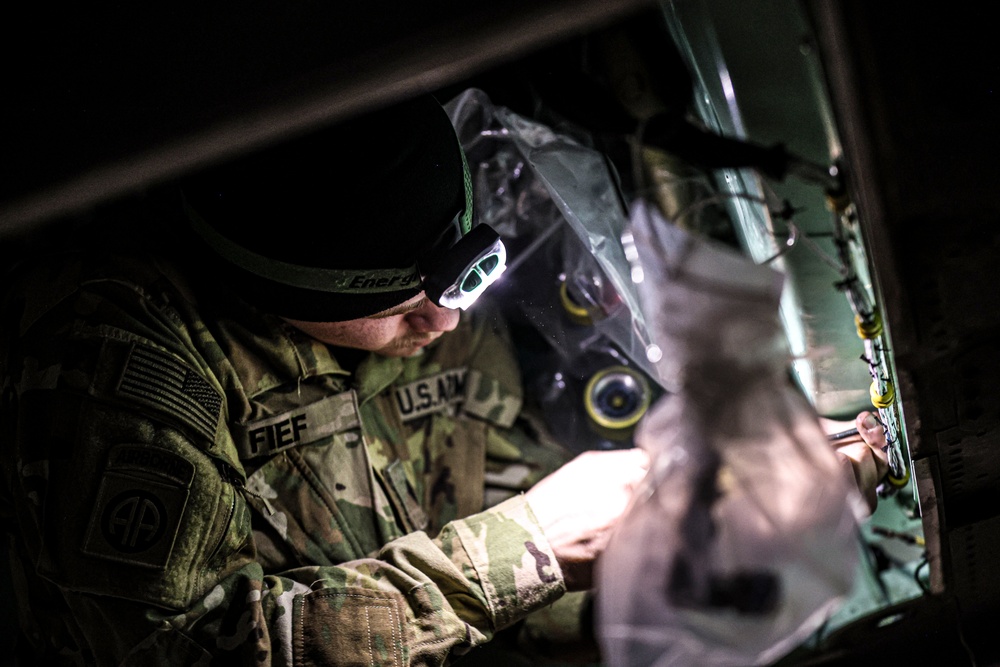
[596,200,866,666]
[446,89,662,453]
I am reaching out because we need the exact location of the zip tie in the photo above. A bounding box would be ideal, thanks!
[870,380,896,409]
[856,311,884,339]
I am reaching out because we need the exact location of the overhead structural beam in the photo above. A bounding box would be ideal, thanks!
[1,0,656,236]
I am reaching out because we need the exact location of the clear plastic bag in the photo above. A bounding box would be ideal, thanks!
[596,200,865,666]
[446,89,662,453]
[446,88,658,377]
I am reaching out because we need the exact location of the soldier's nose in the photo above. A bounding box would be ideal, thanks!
[406,300,460,333]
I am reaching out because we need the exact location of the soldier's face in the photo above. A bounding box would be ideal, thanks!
[283,293,460,357]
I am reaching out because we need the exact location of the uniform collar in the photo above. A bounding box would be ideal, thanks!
[353,353,404,404]
[274,318,408,404]
[275,318,354,380]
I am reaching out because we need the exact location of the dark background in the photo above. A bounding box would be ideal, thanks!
[2,1,999,664]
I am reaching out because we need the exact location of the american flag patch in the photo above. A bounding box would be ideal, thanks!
[116,343,222,442]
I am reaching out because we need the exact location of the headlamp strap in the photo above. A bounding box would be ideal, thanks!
[184,144,476,298]
[186,200,421,294]
[459,149,474,236]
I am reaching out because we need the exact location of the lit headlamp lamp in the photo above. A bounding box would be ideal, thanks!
[420,223,507,310]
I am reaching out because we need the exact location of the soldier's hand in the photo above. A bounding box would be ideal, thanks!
[825,411,889,513]
[525,448,649,591]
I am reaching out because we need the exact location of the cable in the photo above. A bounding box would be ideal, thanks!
[870,525,925,548]
[912,555,930,595]
[828,196,909,491]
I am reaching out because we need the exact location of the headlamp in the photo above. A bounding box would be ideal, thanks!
[421,223,507,310]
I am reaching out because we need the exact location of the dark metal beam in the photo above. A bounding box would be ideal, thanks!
[1,0,656,236]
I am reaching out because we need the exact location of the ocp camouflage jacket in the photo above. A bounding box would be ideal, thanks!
[0,247,571,665]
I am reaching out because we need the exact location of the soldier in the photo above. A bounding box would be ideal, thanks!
[0,94,886,665]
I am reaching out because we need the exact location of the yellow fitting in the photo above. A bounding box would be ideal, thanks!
[584,366,652,436]
[826,191,851,213]
[855,311,883,339]
[870,381,895,409]
[887,465,911,489]
[559,279,594,326]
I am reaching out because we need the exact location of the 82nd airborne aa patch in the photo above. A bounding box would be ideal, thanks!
[82,444,194,569]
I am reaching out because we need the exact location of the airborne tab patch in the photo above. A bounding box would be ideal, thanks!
[394,368,468,423]
[82,444,194,570]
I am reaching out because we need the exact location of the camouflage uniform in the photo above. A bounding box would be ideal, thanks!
[0,247,573,665]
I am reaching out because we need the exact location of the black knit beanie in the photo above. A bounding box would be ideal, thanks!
[181,94,468,321]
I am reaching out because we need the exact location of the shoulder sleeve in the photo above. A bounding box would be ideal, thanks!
[2,260,566,665]
[8,392,565,664]
[285,495,565,665]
